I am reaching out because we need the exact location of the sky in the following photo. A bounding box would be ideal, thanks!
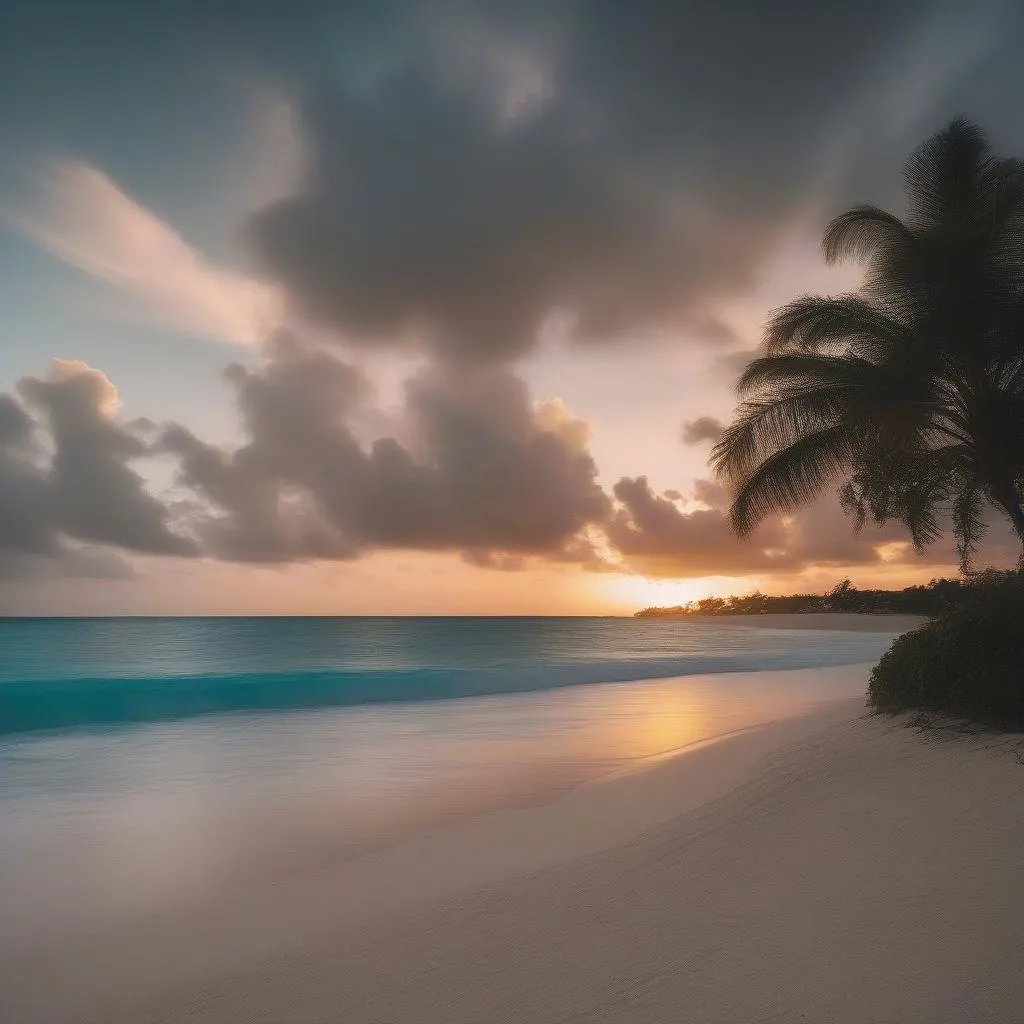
[1,0,1024,615]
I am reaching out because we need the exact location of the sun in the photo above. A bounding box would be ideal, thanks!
[599,574,737,613]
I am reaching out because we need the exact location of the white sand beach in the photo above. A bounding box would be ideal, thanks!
[4,658,1022,1024]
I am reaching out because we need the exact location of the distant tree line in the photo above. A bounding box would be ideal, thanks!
[633,572,1018,618]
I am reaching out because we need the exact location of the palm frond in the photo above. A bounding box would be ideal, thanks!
[904,117,990,228]
[711,387,853,485]
[736,352,877,398]
[838,479,867,533]
[842,452,946,553]
[894,482,945,553]
[952,481,988,572]
[741,352,934,441]
[727,426,854,537]
[973,157,1024,229]
[822,205,914,265]
[764,295,909,360]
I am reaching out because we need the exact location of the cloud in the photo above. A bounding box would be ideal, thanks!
[0,394,56,560]
[692,478,727,507]
[710,348,759,385]
[604,476,930,579]
[5,0,1024,588]
[0,546,136,583]
[240,0,1023,367]
[2,351,1016,584]
[607,476,797,577]
[248,65,761,363]
[5,0,1023,374]
[161,335,611,564]
[11,161,278,345]
[0,360,197,577]
[605,471,1023,581]
[681,416,725,445]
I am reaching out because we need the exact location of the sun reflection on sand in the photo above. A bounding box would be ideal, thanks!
[560,678,809,766]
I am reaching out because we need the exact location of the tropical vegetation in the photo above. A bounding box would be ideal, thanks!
[868,573,1024,728]
[634,574,988,618]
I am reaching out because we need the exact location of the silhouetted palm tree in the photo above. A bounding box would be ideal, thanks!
[712,118,1024,569]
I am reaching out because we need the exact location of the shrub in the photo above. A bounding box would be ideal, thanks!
[868,575,1024,729]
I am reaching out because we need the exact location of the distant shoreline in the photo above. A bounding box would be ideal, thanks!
[649,612,927,633]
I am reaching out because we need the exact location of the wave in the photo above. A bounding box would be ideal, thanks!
[0,644,878,737]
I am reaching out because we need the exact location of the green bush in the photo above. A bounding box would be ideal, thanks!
[868,576,1024,729]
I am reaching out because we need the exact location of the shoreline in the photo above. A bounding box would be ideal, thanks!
[6,664,1021,1023]
[643,612,927,632]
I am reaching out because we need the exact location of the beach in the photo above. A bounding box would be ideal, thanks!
[9,13,1024,1022]
[4,655,1022,1023]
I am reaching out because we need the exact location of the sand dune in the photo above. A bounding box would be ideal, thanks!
[4,671,1022,1023]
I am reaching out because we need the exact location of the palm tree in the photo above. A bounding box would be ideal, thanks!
[711,118,1024,569]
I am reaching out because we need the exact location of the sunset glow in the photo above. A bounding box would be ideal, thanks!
[1,1,1021,615]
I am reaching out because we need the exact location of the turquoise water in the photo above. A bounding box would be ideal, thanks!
[0,617,898,949]
[0,616,892,735]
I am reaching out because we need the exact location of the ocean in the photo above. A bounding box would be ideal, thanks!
[0,616,898,949]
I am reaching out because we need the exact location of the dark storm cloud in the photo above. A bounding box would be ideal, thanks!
[681,417,725,446]
[245,0,1024,364]
[0,362,195,578]
[249,62,751,362]
[5,0,1023,367]
[161,335,611,563]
